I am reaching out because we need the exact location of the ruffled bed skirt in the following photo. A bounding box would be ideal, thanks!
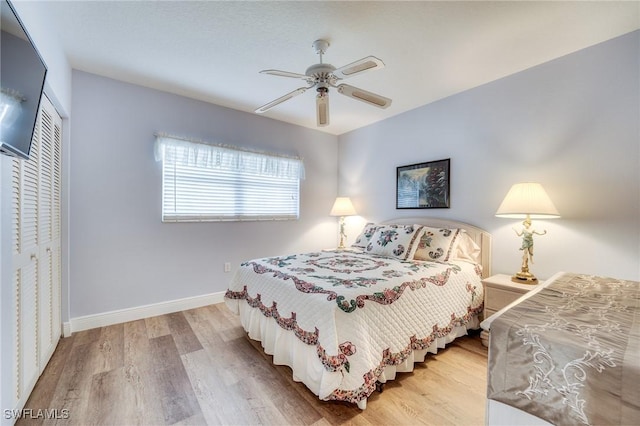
[227,299,479,409]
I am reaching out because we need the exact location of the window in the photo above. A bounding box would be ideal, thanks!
[154,135,304,222]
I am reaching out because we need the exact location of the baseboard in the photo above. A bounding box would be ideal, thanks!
[63,291,226,336]
[62,322,72,338]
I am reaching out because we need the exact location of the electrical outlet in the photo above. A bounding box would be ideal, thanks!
[224,262,231,273]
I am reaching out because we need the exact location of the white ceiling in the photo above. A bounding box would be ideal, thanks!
[39,1,639,135]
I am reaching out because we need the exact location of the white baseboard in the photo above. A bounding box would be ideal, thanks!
[63,291,226,337]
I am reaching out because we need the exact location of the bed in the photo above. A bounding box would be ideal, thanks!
[224,218,491,409]
[481,272,640,425]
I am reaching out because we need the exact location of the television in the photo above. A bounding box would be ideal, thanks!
[0,0,47,161]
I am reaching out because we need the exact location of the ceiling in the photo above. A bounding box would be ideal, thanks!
[38,1,639,135]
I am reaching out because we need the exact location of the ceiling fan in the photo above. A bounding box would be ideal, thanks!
[255,39,392,127]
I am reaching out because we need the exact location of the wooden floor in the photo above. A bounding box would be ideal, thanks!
[18,304,488,426]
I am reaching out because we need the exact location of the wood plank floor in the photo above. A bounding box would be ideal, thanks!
[18,304,488,426]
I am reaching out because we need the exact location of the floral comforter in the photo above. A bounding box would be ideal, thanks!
[224,249,483,405]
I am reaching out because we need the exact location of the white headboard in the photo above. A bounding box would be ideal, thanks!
[381,217,492,278]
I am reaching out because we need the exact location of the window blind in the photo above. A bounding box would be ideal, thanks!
[155,135,304,222]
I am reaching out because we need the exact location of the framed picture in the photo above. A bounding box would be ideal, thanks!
[396,158,450,209]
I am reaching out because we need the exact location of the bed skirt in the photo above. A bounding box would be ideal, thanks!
[232,300,479,409]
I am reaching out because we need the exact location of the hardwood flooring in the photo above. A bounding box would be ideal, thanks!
[17,304,488,425]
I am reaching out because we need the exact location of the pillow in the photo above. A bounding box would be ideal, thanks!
[352,222,378,248]
[453,230,481,264]
[365,224,424,260]
[413,227,461,262]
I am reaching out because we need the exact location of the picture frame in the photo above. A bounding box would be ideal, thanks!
[396,158,450,209]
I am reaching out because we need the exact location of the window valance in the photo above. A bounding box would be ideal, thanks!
[154,134,305,180]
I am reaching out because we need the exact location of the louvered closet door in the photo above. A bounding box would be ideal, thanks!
[11,95,62,411]
[11,115,40,407]
[51,104,62,340]
[38,98,60,372]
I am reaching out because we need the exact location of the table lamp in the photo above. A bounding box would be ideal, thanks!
[330,197,357,249]
[495,182,560,284]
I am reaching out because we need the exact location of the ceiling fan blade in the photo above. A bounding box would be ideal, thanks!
[255,87,309,113]
[337,84,392,109]
[259,69,309,79]
[316,93,329,127]
[332,56,385,79]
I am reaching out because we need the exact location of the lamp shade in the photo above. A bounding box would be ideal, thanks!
[495,183,560,219]
[330,197,357,216]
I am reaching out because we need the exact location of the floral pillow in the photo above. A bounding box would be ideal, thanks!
[352,222,378,248]
[413,227,461,262]
[365,224,424,260]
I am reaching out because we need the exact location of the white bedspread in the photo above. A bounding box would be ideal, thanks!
[224,249,483,406]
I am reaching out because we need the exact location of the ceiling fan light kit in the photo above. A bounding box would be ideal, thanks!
[256,39,392,127]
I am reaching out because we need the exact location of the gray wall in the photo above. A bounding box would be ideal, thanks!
[339,31,640,281]
[69,71,338,318]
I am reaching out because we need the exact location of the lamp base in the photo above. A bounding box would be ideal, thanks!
[511,271,538,285]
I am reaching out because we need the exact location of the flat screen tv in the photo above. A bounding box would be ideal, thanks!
[0,0,47,160]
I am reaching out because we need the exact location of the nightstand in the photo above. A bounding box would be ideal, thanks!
[480,274,536,347]
[483,274,536,319]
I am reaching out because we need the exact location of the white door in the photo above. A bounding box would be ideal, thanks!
[10,94,62,412]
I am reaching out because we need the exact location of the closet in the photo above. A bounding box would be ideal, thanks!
[9,94,62,412]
